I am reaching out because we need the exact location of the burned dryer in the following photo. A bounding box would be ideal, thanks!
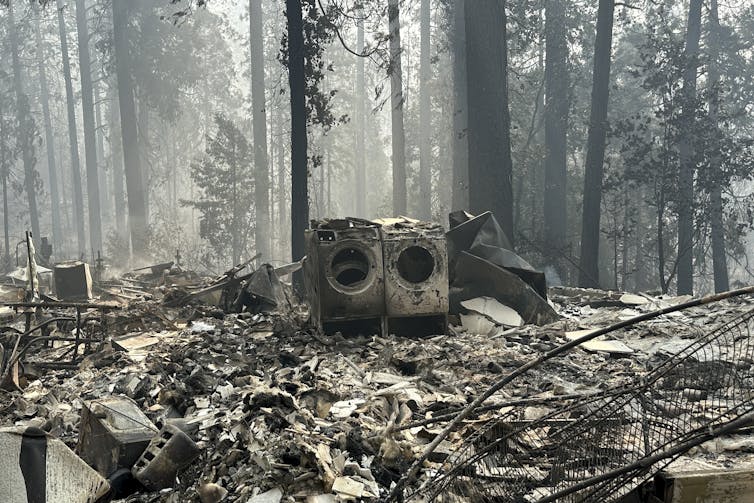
[304,219,385,335]
[379,218,449,335]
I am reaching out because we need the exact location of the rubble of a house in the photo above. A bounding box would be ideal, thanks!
[1,223,753,502]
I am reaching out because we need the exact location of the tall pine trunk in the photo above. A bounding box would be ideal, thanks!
[388,0,407,216]
[2,174,8,269]
[355,15,366,217]
[465,0,514,242]
[75,0,102,256]
[110,87,127,239]
[232,141,240,266]
[276,107,288,258]
[451,0,468,211]
[112,0,148,258]
[676,0,702,295]
[95,80,110,230]
[8,0,41,243]
[137,99,150,224]
[34,3,62,250]
[707,0,728,293]
[286,0,308,271]
[544,0,569,278]
[418,0,432,220]
[249,0,270,261]
[56,0,86,254]
[1,115,10,269]
[577,0,614,288]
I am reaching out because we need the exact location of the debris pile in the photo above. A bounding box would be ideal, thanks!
[0,282,751,501]
[0,219,752,502]
[422,305,754,502]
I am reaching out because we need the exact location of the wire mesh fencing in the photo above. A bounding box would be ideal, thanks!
[413,307,754,503]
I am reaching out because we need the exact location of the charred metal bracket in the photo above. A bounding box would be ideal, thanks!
[0,302,121,382]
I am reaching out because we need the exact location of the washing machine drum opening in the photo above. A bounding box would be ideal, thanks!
[331,248,371,288]
[397,245,435,283]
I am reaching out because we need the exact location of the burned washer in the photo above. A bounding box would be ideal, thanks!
[304,219,385,335]
[379,218,448,336]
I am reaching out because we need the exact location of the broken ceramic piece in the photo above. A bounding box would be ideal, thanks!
[249,487,283,503]
[619,293,650,306]
[461,296,524,327]
[565,329,634,355]
[460,312,496,335]
[332,476,365,499]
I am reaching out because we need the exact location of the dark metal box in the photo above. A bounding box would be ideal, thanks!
[77,396,156,477]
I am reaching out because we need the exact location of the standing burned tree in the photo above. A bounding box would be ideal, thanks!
[7,0,41,245]
[281,0,340,274]
[578,0,615,289]
[112,0,148,258]
[464,0,514,243]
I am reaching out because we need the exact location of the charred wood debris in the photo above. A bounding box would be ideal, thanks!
[0,216,752,503]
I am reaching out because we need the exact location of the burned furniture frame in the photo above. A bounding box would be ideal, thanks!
[0,301,121,380]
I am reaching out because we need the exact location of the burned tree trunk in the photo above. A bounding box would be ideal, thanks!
[75,0,102,255]
[388,0,407,216]
[112,0,148,257]
[464,0,514,242]
[110,87,127,240]
[231,141,240,266]
[707,0,728,293]
[56,0,86,254]
[355,15,366,217]
[286,0,308,269]
[577,0,615,288]
[249,0,270,261]
[95,80,110,229]
[0,114,10,269]
[34,3,62,249]
[544,0,569,278]
[276,107,288,258]
[451,0,468,211]
[8,0,41,243]
[137,99,150,224]
[418,0,432,220]
[676,0,703,295]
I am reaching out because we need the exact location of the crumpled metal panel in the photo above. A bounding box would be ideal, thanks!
[446,211,559,326]
[450,252,560,325]
[447,210,548,298]
[0,426,110,503]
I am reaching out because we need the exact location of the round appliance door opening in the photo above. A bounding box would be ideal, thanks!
[331,248,370,288]
[397,246,435,283]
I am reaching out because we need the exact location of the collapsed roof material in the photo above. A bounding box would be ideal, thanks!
[447,211,559,325]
